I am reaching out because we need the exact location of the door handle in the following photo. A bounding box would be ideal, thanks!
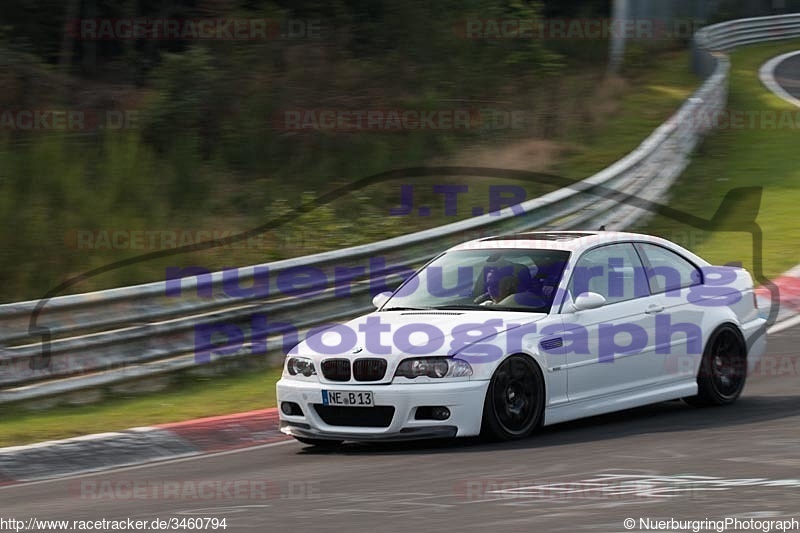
[645,304,665,314]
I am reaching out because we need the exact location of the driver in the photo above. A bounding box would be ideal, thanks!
[474,260,541,307]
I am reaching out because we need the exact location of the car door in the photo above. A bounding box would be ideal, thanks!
[633,242,706,384]
[559,242,663,402]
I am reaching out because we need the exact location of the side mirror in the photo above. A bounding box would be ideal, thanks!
[372,292,392,309]
[573,292,606,311]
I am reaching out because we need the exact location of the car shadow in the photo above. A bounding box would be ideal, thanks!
[295,394,800,456]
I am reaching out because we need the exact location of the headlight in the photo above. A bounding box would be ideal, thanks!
[394,357,473,379]
[286,357,316,377]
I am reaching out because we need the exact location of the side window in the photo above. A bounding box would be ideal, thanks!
[568,243,649,305]
[635,243,701,294]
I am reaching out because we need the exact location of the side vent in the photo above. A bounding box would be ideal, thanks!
[540,337,564,351]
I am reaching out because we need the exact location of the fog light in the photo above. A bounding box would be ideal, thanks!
[431,406,450,420]
[281,401,303,416]
[415,406,451,421]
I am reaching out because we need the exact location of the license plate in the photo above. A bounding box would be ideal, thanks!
[322,390,374,407]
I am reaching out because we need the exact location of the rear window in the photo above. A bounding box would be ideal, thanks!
[635,243,702,294]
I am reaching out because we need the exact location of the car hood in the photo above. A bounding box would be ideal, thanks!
[290,309,549,359]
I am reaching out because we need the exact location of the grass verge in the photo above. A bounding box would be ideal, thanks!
[0,367,282,448]
[638,40,800,279]
[556,50,698,179]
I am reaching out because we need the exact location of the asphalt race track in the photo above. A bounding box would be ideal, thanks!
[1,325,799,532]
[774,52,800,100]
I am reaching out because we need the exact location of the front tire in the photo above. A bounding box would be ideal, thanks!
[481,355,545,441]
[684,324,747,407]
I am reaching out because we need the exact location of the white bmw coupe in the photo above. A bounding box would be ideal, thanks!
[277,231,766,446]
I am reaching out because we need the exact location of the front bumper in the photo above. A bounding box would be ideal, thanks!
[280,422,459,441]
[276,378,489,442]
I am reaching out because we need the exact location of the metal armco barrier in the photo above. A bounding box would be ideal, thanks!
[1,14,799,404]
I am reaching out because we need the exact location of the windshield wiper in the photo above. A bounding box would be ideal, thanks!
[429,304,486,310]
[432,304,546,312]
[481,305,547,313]
[381,306,432,311]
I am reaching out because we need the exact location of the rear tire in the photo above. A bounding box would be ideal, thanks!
[684,324,747,407]
[293,436,343,448]
[481,355,545,441]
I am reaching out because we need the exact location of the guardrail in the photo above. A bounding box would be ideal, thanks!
[692,13,800,78]
[1,13,799,404]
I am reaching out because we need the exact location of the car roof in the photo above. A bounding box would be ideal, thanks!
[448,231,704,261]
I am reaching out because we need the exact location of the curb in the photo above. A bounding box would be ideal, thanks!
[0,408,284,485]
[155,408,284,453]
[2,267,799,486]
[757,265,800,326]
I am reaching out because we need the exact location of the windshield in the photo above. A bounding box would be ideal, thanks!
[383,248,570,313]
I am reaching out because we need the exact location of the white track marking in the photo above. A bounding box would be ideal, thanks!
[768,313,800,334]
[759,51,800,109]
[0,439,295,490]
